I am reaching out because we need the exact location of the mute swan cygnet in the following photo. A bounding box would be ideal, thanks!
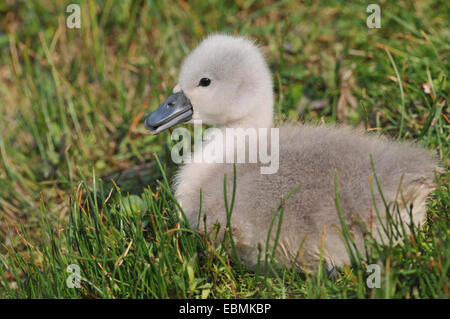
[144,34,441,273]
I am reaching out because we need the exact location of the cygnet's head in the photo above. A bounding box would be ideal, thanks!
[145,34,274,134]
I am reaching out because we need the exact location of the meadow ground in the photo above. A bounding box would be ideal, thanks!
[0,0,448,298]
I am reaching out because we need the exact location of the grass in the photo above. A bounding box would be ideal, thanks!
[0,0,448,298]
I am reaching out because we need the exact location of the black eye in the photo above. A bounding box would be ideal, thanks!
[198,78,211,87]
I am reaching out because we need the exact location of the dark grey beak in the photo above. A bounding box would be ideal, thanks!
[144,91,193,135]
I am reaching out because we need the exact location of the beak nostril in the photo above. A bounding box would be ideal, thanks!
[145,91,193,134]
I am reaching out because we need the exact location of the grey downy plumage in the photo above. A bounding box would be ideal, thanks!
[144,34,442,273]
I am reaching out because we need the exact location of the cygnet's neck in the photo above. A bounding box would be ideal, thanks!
[198,99,275,166]
[218,103,274,130]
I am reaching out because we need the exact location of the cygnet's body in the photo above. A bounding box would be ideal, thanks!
[145,34,441,273]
